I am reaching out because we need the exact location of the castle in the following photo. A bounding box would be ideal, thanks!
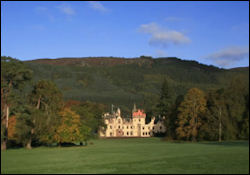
[99,104,166,137]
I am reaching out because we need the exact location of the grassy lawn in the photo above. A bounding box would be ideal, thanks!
[1,138,249,174]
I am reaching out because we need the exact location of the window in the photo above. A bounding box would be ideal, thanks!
[118,125,120,129]
[143,132,144,135]
[118,119,121,124]
[131,126,133,129]
[148,127,150,130]
[110,125,112,129]
[110,132,112,136]
[146,132,147,135]
[153,127,155,130]
[131,131,133,135]
[142,127,144,130]
[139,119,141,122]
[160,126,162,130]
[127,126,129,129]
[127,132,129,136]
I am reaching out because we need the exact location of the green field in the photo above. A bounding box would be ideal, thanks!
[1,138,249,174]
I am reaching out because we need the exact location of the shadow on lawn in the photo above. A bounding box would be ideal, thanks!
[6,140,94,150]
[161,138,249,147]
[198,141,249,147]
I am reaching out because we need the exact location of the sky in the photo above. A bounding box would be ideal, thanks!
[1,1,249,68]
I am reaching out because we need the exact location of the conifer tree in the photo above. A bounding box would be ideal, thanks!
[1,56,32,150]
[156,79,173,138]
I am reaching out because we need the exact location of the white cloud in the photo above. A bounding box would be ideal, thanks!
[57,3,75,16]
[206,46,249,67]
[139,22,191,48]
[87,1,108,12]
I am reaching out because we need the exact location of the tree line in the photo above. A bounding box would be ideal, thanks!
[1,56,249,150]
[153,77,249,141]
[1,56,105,150]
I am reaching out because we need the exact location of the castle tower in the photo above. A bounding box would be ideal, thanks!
[132,103,137,113]
[117,108,121,116]
[111,104,114,114]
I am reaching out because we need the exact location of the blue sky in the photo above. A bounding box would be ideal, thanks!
[1,1,249,68]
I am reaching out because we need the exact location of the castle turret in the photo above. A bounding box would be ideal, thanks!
[117,108,121,116]
[133,103,137,112]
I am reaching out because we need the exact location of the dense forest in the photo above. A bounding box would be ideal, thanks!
[24,56,249,116]
[1,56,249,150]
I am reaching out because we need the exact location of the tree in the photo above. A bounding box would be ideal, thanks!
[71,101,106,142]
[240,94,249,139]
[26,80,63,148]
[223,76,249,140]
[156,79,173,138]
[15,105,35,149]
[8,115,17,140]
[30,80,63,112]
[54,108,91,145]
[142,92,159,124]
[176,88,206,141]
[167,94,184,140]
[1,56,32,150]
[199,89,227,141]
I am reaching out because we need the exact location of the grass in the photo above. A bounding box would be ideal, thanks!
[1,138,249,174]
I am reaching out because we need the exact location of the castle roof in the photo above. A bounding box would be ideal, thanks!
[132,109,146,118]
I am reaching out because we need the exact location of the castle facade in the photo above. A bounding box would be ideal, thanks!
[99,105,166,137]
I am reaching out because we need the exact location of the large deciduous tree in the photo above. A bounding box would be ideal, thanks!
[26,80,63,148]
[176,88,206,141]
[54,108,91,145]
[1,56,32,150]
[71,101,106,144]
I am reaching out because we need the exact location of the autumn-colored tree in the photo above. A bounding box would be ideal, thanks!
[8,116,17,139]
[176,88,206,141]
[64,100,82,108]
[54,108,91,145]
